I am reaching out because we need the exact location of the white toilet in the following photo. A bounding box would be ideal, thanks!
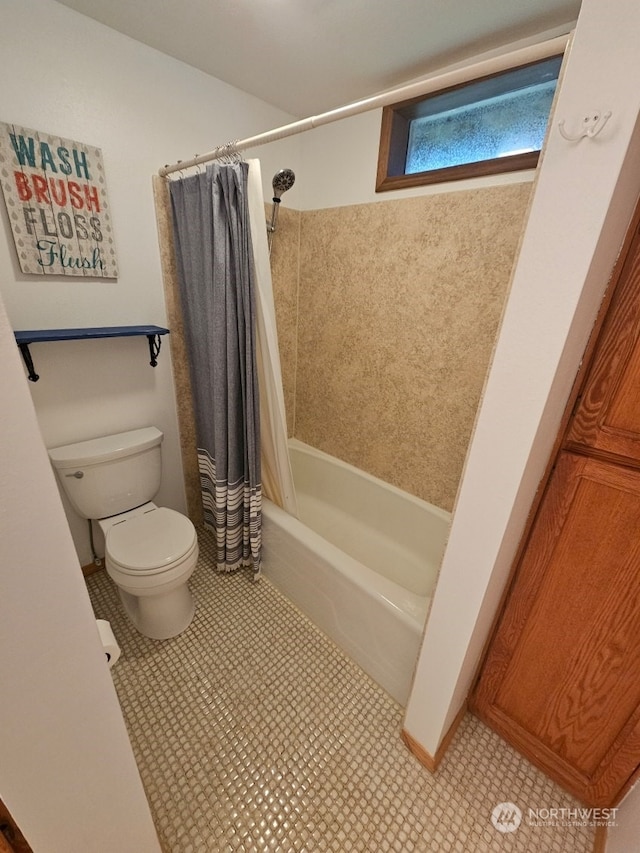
[49,427,198,640]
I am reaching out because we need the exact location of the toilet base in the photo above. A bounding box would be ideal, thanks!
[118,584,195,640]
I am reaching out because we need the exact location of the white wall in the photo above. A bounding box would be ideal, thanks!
[0,0,301,564]
[403,0,640,770]
[0,281,161,851]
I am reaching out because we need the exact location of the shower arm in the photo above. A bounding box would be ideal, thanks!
[267,197,281,234]
[267,198,281,253]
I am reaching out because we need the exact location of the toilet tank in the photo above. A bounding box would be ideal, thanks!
[48,427,163,520]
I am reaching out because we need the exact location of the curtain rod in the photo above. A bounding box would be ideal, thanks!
[159,33,569,178]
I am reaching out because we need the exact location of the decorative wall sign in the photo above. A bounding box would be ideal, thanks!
[0,122,118,278]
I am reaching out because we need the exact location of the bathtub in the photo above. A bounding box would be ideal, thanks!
[262,439,451,705]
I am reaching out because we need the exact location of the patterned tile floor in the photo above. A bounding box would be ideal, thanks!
[87,529,595,853]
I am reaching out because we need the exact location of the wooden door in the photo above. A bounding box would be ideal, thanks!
[472,203,640,807]
[0,801,33,853]
[473,452,640,805]
[567,222,640,461]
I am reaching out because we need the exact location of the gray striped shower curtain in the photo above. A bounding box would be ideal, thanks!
[169,162,261,575]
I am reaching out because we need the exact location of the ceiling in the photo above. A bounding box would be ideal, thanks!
[54,0,581,117]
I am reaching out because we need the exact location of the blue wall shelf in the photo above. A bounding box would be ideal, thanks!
[14,325,170,382]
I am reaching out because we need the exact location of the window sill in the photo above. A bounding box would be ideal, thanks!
[376,151,540,193]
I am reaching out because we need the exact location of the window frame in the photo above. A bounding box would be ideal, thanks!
[375,54,563,193]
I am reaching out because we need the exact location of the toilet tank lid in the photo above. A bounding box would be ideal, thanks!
[48,427,163,469]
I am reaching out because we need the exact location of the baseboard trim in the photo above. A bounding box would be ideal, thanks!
[592,824,607,853]
[81,561,103,577]
[402,702,467,773]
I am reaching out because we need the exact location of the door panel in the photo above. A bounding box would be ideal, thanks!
[568,222,640,461]
[472,451,640,805]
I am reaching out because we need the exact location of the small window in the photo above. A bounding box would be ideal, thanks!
[376,55,563,192]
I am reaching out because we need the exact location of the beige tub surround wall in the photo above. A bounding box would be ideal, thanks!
[293,183,532,511]
[268,205,302,436]
[152,175,203,526]
[155,177,530,517]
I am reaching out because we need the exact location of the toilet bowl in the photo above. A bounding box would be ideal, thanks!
[48,427,198,640]
[100,503,198,640]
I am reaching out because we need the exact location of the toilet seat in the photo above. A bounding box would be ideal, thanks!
[106,507,197,575]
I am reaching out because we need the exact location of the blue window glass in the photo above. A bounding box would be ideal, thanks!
[402,55,561,176]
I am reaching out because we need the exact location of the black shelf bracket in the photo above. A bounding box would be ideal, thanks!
[18,343,39,382]
[147,333,162,367]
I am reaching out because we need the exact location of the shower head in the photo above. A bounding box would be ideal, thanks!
[272,169,295,200]
[268,168,296,253]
